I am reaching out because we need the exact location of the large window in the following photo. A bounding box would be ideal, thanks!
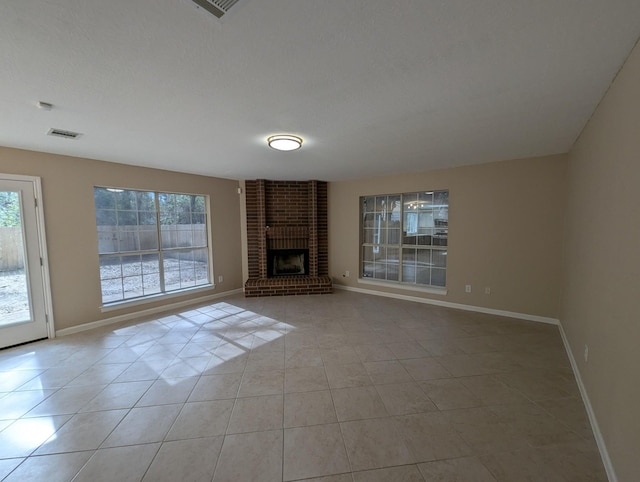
[94,187,211,304]
[361,190,448,287]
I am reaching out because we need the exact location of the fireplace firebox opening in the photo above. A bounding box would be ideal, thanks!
[268,249,309,277]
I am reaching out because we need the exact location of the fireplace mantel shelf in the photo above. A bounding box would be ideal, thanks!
[265,226,308,239]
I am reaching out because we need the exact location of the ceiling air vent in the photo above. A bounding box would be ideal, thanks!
[190,0,242,18]
[47,128,81,140]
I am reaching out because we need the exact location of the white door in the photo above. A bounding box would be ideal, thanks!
[0,176,52,348]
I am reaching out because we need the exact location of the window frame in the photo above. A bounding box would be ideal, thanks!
[94,186,214,308]
[360,190,448,291]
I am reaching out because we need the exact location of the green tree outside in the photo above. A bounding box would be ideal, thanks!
[0,192,21,227]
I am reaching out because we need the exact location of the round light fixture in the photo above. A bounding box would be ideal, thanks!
[267,134,303,151]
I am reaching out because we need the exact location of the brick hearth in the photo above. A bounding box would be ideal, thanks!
[244,180,332,297]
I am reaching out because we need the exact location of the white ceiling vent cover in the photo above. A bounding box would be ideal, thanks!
[190,0,242,18]
[47,128,81,139]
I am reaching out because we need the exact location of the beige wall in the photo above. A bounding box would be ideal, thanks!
[329,154,567,319]
[0,147,243,331]
[561,41,640,481]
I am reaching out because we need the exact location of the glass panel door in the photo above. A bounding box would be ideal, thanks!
[0,190,32,324]
[0,177,50,348]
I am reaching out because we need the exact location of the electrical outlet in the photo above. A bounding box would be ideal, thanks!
[584,345,589,362]
[465,284,472,293]
[218,275,223,283]
[345,271,350,277]
[485,287,491,295]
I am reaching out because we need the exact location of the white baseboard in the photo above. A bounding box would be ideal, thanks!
[558,323,617,482]
[334,284,559,325]
[56,288,244,337]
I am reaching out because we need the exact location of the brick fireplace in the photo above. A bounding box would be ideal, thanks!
[244,180,332,297]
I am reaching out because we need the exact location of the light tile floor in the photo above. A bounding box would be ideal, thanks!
[0,291,607,481]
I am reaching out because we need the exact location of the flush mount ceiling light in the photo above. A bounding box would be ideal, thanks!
[267,135,303,151]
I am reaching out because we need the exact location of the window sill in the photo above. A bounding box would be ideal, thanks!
[357,278,448,295]
[100,284,216,313]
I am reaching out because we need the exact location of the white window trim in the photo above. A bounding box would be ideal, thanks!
[100,283,216,312]
[357,277,448,295]
[360,190,449,289]
[94,187,214,306]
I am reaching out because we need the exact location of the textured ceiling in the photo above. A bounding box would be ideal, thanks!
[1,1,639,181]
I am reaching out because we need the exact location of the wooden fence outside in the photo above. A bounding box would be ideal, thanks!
[97,225,208,262]
[1,225,209,272]
[0,227,25,271]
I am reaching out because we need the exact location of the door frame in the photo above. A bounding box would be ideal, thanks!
[1,173,55,340]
